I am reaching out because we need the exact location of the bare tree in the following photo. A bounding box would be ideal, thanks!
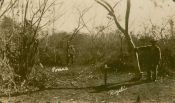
[66,7,91,65]
[11,0,60,82]
[95,0,141,75]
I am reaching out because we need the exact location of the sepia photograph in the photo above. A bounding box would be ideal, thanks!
[0,0,175,102]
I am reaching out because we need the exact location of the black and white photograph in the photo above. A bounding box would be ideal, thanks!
[0,0,175,102]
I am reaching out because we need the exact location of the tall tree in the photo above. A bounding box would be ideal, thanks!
[17,0,58,82]
[0,0,60,83]
[95,0,141,75]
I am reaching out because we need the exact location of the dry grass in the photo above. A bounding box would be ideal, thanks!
[0,66,175,103]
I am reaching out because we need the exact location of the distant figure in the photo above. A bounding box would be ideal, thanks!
[67,43,75,65]
[136,95,141,103]
[135,39,161,81]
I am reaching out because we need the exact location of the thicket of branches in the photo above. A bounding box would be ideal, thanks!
[0,0,57,93]
[38,24,175,72]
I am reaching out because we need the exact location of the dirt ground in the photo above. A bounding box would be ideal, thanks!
[0,66,175,103]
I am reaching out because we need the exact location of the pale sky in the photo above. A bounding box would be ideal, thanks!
[8,0,174,34]
[48,0,175,34]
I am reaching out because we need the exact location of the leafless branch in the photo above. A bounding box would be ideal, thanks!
[95,0,125,33]
[101,0,114,12]
[30,2,46,23]
[23,0,29,32]
[0,0,4,10]
[0,0,18,18]
[39,13,64,30]
[69,7,92,41]
[31,0,56,27]
[95,0,111,13]
[113,0,122,8]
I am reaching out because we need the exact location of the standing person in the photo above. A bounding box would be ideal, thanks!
[67,43,75,65]
[66,40,70,65]
[135,39,162,81]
